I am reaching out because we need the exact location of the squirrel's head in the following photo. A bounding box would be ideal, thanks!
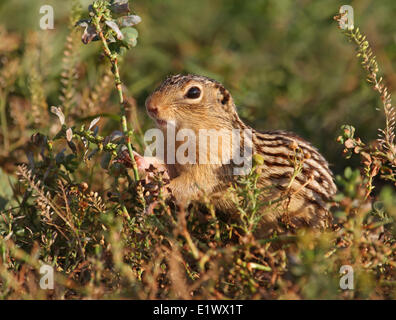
[145,74,237,131]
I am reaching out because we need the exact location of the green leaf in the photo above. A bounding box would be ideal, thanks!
[121,27,138,48]
[344,167,352,180]
[108,42,127,55]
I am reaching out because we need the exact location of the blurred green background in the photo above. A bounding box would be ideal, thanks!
[1,0,396,176]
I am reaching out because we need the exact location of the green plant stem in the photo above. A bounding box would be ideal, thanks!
[92,14,140,181]
[348,28,395,155]
[74,128,117,153]
[0,90,9,152]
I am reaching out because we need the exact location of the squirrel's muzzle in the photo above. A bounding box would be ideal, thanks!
[145,96,159,118]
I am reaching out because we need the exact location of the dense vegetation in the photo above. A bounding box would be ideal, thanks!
[0,0,395,299]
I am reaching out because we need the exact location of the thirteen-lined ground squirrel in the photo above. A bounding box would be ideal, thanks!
[130,74,337,233]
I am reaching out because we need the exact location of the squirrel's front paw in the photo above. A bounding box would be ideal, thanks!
[115,149,168,175]
[115,149,171,201]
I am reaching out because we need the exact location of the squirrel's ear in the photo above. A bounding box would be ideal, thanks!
[217,85,232,107]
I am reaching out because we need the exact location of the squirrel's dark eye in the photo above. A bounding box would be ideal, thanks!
[185,86,201,99]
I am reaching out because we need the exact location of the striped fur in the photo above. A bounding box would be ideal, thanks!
[251,130,337,231]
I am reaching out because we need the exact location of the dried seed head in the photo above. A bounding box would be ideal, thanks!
[80,182,89,192]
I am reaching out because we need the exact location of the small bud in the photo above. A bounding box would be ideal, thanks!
[353,146,362,154]
[80,182,89,192]
[344,138,354,149]
[252,154,264,166]
[66,128,73,142]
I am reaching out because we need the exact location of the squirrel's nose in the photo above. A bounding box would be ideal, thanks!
[145,97,158,116]
[147,105,158,116]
